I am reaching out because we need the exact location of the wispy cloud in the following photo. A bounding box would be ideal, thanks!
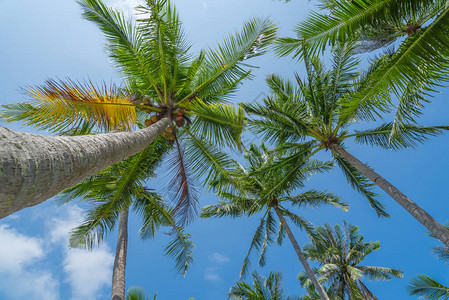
[106,0,142,16]
[204,252,230,282]
[208,252,230,264]
[204,267,223,283]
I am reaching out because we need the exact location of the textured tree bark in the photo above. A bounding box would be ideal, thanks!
[111,209,129,300]
[0,118,170,219]
[274,206,330,300]
[332,144,449,247]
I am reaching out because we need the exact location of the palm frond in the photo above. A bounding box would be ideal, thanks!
[408,275,449,299]
[286,189,348,211]
[164,225,195,276]
[188,100,246,149]
[183,17,277,103]
[341,6,449,121]
[358,266,403,281]
[1,79,137,132]
[78,0,162,99]
[333,154,389,218]
[184,128,237,184]
[258,210,277,267]
[167,139,199,227]
[354,123,449,150]
[240,217,266,279]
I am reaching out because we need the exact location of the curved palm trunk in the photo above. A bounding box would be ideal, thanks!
[273,206,330,300]
[112,209,129,300]
[0,118,170,219]
[332,144,449,247]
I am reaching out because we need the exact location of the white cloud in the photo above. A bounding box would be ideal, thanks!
[0,225,59,300]
[64,248,114,300]
[204,267,222,283]
[48,205,114,300]
[107,0,142,16]
[208,252,230,264]
[0,225,44,273]
[0,205,114,300]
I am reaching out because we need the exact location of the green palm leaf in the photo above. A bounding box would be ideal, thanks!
[408,275,449,299]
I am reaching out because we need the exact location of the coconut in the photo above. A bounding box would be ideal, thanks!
[144,119,153,127]
[175,116,185,127]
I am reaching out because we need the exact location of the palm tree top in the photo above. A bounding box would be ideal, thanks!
[0,0,278,226]
[229,270,300,300]
[300,222,403,298]
[202,143,347,278]
[243,42,449,218]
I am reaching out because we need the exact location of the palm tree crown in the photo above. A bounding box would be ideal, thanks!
[300,223,403,299]
[229,270,300,300]
[0,0,277,225]
[242,41,449,246]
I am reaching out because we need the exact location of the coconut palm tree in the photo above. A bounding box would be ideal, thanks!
[299,223,403,299]
[125,287,156,300]
[276,0,449,134]
[242,41,449,247]
[202,143,348,299]
[0,118,169,219]
[229,270,300,300]
[60,136,193,300]
[0,0,277,223]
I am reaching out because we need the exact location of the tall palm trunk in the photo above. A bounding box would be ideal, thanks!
[273,206,330,300]
[112,209,129,300]
[332,144,449,247]
[0,118,169,219]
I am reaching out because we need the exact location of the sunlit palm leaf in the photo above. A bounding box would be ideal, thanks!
[182,17,278,103]
[1,79,137,132]
[188,99,246,149]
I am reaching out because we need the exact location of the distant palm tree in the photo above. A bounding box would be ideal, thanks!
[299,223,403,299]
[0,0,277,224]
[126,286,156,300]
[408,227,449,299]
[243,41,449,247]
[61,137,193,300]
[229,270,300,300]
[203,143,348,299]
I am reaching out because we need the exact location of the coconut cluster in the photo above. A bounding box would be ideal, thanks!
[144,109,189,142]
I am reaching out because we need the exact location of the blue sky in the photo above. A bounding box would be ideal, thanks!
[1,0,449,299]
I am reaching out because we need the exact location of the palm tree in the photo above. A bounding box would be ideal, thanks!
[61,136,193,300]
[276,0,449,134]
[242,41,449,247]
[125,286,156,300]
[408,227,449,299]
[0,118,168,219]
[299,223,403,299]
[0,0,277,223]
[229,270,300,300]
[202,143,348,299]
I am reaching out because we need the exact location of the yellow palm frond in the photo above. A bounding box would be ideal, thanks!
[24,79,138,132]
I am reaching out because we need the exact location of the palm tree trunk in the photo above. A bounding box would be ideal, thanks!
[273,206,330,300]
[0,118,170,219]
[112,209,129,300]
[331,144,449,247]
